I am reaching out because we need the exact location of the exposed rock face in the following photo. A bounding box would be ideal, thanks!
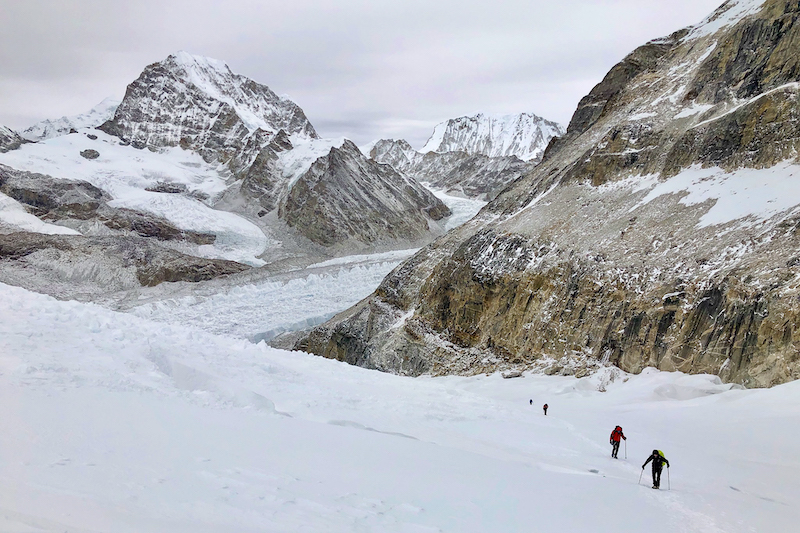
[299,0,800,388]
[370,139,534,200]
[80,149,100,160]
[279,140,449,246]
[0,126,27,153]
[0,232,248,298]
[22,97,119,142]
[421,112,564,162]
[99,51,317,172]
[0,165,214,245]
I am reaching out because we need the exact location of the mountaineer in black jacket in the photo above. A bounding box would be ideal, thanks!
[642,450,670,489]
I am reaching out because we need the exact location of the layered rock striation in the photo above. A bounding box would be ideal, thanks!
[299,0,800,388]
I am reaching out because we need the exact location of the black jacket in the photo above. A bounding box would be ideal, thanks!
[643,452,669,470]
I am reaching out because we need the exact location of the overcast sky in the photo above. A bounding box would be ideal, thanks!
[1,0,724,148]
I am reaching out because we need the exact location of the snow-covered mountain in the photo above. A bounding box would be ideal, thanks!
[0,52,453,298]
[421,112,564,162]
[100,51,318,169]
[22,97,120,141]
[0,125,26,153]
[300,0,800,388]
[366,113,562,200]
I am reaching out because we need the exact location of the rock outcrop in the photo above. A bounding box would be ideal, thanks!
[0,232,248,299]
[298,0,800,388]
[0,126,27,153]
[0,165,215,245]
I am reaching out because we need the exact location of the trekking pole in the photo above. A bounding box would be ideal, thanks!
[667,467,671,490]
[638,468,643,486]
[624,440,627,460]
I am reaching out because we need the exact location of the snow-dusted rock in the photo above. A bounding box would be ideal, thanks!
[0,125,27,153]
[99,51,317,170]
[280,140,449,247]
[370,139,534,200]
[22,97,120,141]
[421,112,564,162]
[300,0,800,388]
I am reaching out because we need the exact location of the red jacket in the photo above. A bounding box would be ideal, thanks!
[610,427,626,443]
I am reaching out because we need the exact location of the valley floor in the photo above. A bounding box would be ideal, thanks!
[0,279,797,532]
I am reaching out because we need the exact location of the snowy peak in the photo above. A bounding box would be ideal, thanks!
[421,112,564,162]
[368,139,421,172]
[161,51,317,139]
[22,97,120,142]
[99,52,318,165]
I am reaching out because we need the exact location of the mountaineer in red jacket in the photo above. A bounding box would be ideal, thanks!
[609,426,626,459]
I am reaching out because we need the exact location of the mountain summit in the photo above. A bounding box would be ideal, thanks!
[100,51,318,166]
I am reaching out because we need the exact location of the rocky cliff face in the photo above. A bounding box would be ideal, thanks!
[421,112,564,162]
[22,98,120,141]
[99,52,317,170]
[299,0,800,388]
[0,126,26,153]
[280,140,449,247]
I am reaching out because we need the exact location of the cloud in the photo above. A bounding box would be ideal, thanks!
[0,0,725,146]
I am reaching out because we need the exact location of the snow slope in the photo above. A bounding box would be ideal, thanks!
[0,191,82,235]
[21,97,120,142]
[0,281,797,532]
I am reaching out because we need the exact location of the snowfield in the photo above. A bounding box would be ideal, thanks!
[0,130,271,265]
[0,281,797,532]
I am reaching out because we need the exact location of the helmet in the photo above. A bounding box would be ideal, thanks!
[652,450,658,455]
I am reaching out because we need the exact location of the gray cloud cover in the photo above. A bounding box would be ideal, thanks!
[1,0,723,147]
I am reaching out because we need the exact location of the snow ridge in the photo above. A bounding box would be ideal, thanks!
[22,97,120,141]
[687,0,768,39]
[421,112,564,162]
